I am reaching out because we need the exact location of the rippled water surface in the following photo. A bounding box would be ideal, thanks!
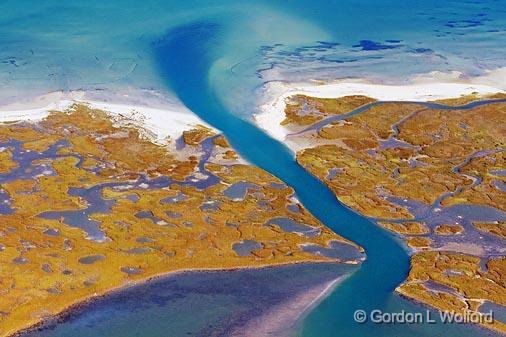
[3,1,505,336]
[1,0,505,111]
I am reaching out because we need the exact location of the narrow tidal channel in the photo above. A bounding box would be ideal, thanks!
[152,21,499,337]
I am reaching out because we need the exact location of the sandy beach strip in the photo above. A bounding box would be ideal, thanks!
[0,89,212,145]
[255,68,506,142]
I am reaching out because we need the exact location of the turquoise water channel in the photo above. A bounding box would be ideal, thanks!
[4,1,505,336]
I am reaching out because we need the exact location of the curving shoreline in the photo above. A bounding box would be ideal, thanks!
[0,89,211,145]
[1,1,505,336]
[0,98,363,337]
[1,82,502,335]
[0,81,502,335]
[255,75,506,142]
[234,276,347,337]
[12,261,353,337]
[271,91,506,334]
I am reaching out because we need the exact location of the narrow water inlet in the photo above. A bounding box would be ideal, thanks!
[2,2,503,335]
[151,21,501,337]
[153,21,411,337]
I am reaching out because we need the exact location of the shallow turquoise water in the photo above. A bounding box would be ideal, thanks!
[151,22,499,337]
[1,0,505,110]
[2,1,505,336]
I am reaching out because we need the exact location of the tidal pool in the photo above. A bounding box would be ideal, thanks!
[223,181,260,200]
[232,239,262,256]
[265,217,321,238]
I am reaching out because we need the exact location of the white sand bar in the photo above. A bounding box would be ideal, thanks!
[0,90,212,145]
[256,76,505,142]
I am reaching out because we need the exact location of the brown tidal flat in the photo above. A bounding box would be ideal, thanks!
[474,222,506,240]
[283,94,376,126]
[397,251,506,334]
[283,93,506,333]
[0,104,361,337]
[431,92,506,106]
[0,150,17,174]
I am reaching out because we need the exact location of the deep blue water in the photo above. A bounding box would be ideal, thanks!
[2,1,505,336]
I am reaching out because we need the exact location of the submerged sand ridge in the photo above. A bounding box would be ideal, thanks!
[0,103,363,337]
[271,90,506,334]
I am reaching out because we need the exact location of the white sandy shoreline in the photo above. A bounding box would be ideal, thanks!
[0,89,212,145]
[2,70,505,147]
[255,69,506,142]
